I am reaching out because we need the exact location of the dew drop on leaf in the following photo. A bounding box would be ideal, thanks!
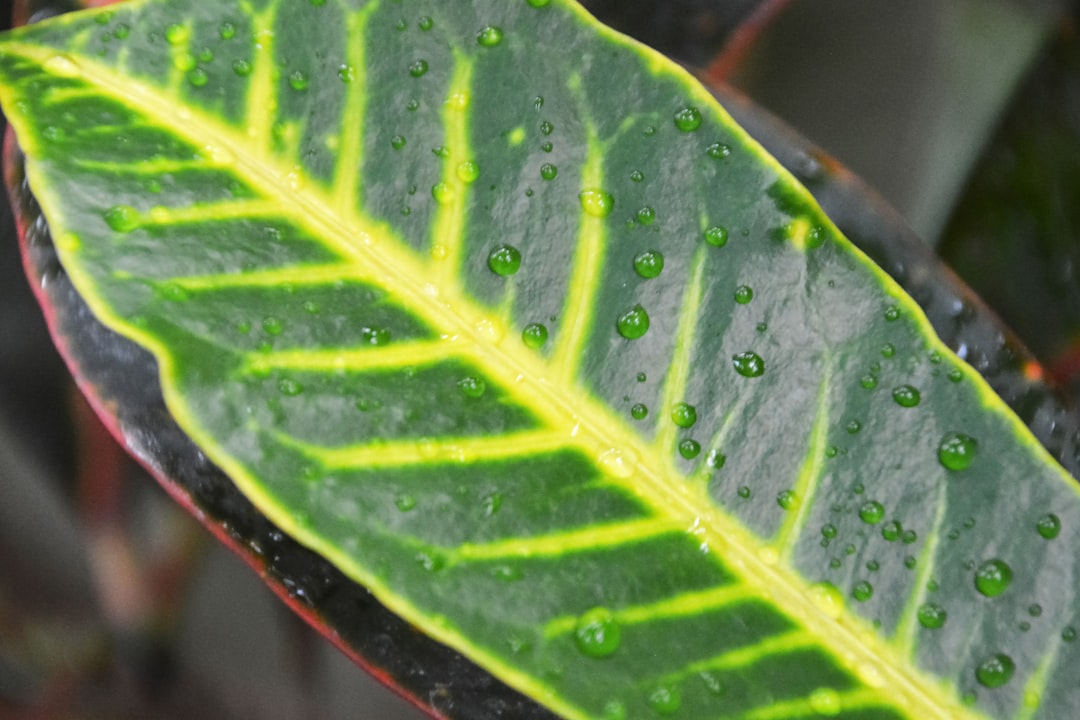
[277,377,303,396]
[737,486,751,499]
[630,170,644,182]
[809,687,841,716]
[541,141,553,152]
[917,603,947,629]
[390,134,406,150]
[218,21,236,39]
[939,432,977,471]
[104,205,140,232]
[457,161,480,183]
[636,206,656,225]
[777,490,798,511]
[432,182,453,204]
[852,581,873,602]
[482,492,502,516]
[476,25,504,46]
[521,323,548,349]
[671,402,697,429]
[821,524,837,539]
[678,439,700,460]
[540,120,554,135]
[540,163,557,180]
[892,385,921,407]
[976,654,1015,688]
[732,351,764,377]
[187,68,208,87]
[165,23,189,45]
[232,59,252,76]
[633,250,664,279]
[808,582,844,619]
[260,316,283,335]
[487,245,522,276]
[673,106,701,132]
[859,501,885,525]
[706,450,725,468]
[1036,513,1061,539]
[734,285,753,304]
[527,0,551,7]
[418,15,433,30]
[457,376,485,399]
[574,607,620,658]
[884,306,900,321]
[630,403,648,420]
[881,343,896,358]
[705,225,728,247]
[409,59,428,77]
[881,520,902,541]
[647,685,681,715]
[975,559,1013,597]
[395,493,416,512]
[860,374,878,390]
[44,54,81,78]
[338,64,355,83]
[616,305,650,339]
[1064,627,1078,642]
[706,142,731,159]
[579,189,614,218]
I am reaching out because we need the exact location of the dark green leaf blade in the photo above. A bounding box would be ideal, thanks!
[1,2,1079,719]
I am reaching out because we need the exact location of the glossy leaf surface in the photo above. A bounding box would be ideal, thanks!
[2,1,1080,718]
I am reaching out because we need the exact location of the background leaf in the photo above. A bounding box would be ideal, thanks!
[3,1,1080,719]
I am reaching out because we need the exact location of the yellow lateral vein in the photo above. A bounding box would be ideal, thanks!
[242,0,278,151]
[330,5,376,212]
[681,630,816,678]
[893,481,949,657]
[241,339,460,373]
[170,264,362,291]
[428,54,475,284]
[654,246,707,456]
[775,366,831,555]
[69,157,214,174]
[730,687,886,720]
[140,199,285,226]
[549,127,605,382]
[453,518,678,562]
[279,429,572,471]
[545,583,756,637]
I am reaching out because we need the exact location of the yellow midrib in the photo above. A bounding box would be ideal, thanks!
[3,33,983,720]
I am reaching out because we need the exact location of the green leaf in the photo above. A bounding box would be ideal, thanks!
[1,1,1079,718]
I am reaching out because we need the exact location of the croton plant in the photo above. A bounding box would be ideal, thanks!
[2,0,1079,718]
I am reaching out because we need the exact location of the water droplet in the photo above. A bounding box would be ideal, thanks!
[432,182,453,204]
[948,368,963,382]
[361,326,391,345]
[187,67,208,86]
[737,486,751,499]
[476,25,503,46]
[409,59,429,77]
[673,106,702,132]
[821,524,837,539]
[808,582,843,619]
[579,189,614,218]
[522,323,548,349]
[707,142,731,159]
[574,608,620,658]
[113,24,130,40]
[457,161,480,183]
[527,0,551,6]
[852,581,873,602]
[1028,603,1043,617]
[481,492,502,516]
[629,170,644,182]
[884,306,900,322]
[904,555,917,569]
[647,685,681,715]
[457,376,486,399]
[859,501,884,524]
[232,59,252,76]
[165,23,189,45]
[860,374,878,390]
[539,119,555,135]
[539,163,557,180]
[705,225,728,247]
[541,141,553,152]
[734,285,754,304]
[1064,626,1078,642]
[671,402,697,429]
[395,493,416,511]
[892,385,921,407]
[1037,513,1061,539]
[975,559,1012,597]
[881,520,902,541]
[277,377,303,396]
[616,305,650,340]
[337,64,356,83]
[880,344,895,358]
[902,530,917,544]
[706,450,725,468]
[633,250,664,279]
[732,351,764,377]
[104,205,140,232]
[976,654,1015,688]
[917,603,947,629]
[158,283,189,302]
[598,448,635,478]
[636,372,647,383]
[487,245,521,276]
[938,432,977,471]
[418,15,434,30]
[636,206,656,225]
[809,687,841,716]
[406,98,419,111]
[678,439,701,460]
[390,134,406,150]
[630,403,648,420]
[777,490,799,511]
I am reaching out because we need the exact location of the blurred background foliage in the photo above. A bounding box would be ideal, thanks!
[2,0,1079,717]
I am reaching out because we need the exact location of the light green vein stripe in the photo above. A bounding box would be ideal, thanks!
[243,0,278,151]
[893,481,949,657]
[330,4,375,213]
[242,339,460,373]
[453,518,677,562]
[287,429,572,470]
[730,687,886,720]
[550,125,605,382]
[169,264,365,290]
[655,246,707,456]
[776,366,831,556]
[1018,634,1063,720]
[429,54,474,282]
[679,629,815,677]
[69,157,214,174]
[139,199,284,226]
[545,583,756,637]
